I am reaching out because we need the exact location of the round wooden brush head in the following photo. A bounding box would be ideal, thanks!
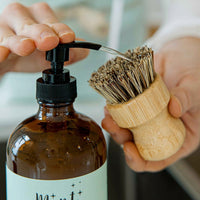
[106,75,186,161]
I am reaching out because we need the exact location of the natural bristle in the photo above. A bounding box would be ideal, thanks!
[89,46,155,104]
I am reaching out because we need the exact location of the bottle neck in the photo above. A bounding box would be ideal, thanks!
[36,101,75,121]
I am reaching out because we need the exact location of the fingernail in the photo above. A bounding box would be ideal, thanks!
[120,144,124,149]
[59,31,75,42]
[173,95,183,114]
[170,93,183,115]
[60,31,73,37]
[40,31,56,39]
[20,38,32,42]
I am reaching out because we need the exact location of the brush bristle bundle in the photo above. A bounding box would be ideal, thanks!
[89,46,155,104]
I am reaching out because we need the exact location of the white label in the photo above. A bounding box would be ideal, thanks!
[6,161,107,200]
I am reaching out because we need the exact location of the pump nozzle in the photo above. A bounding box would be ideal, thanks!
[46,41,102,73]
[46,41,132,73]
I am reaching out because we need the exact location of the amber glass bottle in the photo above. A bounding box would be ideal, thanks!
[6,44,107,200]
[7,101,107,179]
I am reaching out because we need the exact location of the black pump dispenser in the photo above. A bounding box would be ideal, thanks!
[36,41,102,103]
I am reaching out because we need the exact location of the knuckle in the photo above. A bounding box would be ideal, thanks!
[17,19,34,33]
[31,2,51,11]
[19,23,50,35]
[3,2,24,13]
[0,34,14,45]
[38,2,50,9]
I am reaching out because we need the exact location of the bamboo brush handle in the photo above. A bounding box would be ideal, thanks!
[106,75,186,161]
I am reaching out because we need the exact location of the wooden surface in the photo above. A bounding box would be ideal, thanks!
[107,75,186,161]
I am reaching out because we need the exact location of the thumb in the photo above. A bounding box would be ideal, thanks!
[169,78,200,117]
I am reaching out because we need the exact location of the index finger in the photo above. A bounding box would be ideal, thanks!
[2,3,59,51]
[29,2,75,43]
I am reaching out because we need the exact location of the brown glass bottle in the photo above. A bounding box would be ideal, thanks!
[6,101,107,180]
[7,43,107,200]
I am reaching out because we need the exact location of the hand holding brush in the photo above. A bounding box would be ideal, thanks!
[100,37,200,172]
[90,46,186,162]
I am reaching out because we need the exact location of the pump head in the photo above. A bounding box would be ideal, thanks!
[36,41,102,103]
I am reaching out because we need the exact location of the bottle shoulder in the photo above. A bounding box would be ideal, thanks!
[8,112,105,148]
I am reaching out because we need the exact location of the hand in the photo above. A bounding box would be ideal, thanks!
[102,37,200,172]
[0,2,89,75]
